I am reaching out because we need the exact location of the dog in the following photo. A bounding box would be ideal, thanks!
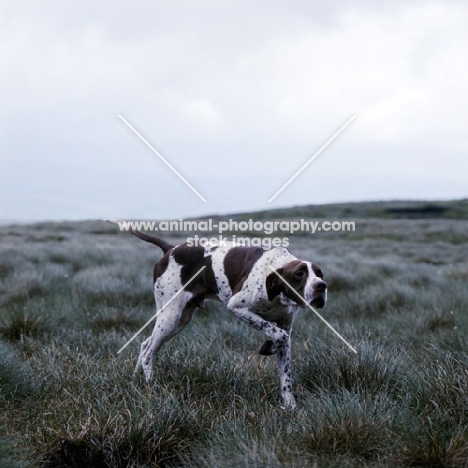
[109,222,327,408]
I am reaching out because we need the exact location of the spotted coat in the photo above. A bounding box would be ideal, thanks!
[127,233,327,409]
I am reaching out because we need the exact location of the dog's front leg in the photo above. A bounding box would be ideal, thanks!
[227,301,296,408]
[260,318,296,408]
[265,318,296,408]
[276,334,295,408]
[227,305,289,349]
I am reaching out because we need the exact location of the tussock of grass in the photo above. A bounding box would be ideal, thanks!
[391,416,468,467]
[42,404,200,467]
[424,311,456,332]
[88,307,148,332]
[0,339,34,398]
[342,281,417,317]
[297,340,406,397]
[298,391,394,459]
[0,434,31,468]
[0,306,47,342]
[73,266,154,310]
[409,344,468,424]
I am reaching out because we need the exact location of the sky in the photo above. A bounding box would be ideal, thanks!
[1,0,467,221]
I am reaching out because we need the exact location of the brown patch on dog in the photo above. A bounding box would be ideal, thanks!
[266,260,309,305]
[172,244,219,305]
[311,262,324,278]
[153,250,172,283]
[223,247,265,295]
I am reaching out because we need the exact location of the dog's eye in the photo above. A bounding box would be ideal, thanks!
[294,271,305,277]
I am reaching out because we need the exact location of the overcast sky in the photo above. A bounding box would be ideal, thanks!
[1,0,467,221]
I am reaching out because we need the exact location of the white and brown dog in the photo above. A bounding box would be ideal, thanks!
[111,224,327,408]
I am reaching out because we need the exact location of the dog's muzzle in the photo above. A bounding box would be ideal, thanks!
[309,280,327,309]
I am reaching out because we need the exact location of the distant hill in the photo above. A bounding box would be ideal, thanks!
[1,199,467,229]
[218,199,468,221]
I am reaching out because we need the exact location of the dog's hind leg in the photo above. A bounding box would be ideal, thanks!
[134,291,197,381]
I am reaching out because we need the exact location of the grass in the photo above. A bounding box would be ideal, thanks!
[1,202,468,467]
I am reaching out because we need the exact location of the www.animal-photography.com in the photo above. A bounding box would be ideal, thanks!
[1,1,468,467]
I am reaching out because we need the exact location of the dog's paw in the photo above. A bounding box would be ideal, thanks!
[259,340,277,356]
[280,395,297,410]
[143,370,155,382]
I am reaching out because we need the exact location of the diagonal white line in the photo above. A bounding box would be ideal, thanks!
[268,266,357,353]
[118,114,207,203]
[117,266,206,354]
[268,114,357,203]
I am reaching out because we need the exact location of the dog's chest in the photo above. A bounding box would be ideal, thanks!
[250,298,296,322]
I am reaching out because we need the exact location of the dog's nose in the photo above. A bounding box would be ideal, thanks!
[314,280,327,292]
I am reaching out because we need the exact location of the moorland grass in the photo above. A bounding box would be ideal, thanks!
[1,210,468,467]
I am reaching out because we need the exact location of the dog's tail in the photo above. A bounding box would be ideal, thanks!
[104,219,174,254]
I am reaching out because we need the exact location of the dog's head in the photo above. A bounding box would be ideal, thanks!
[266,260,327,308]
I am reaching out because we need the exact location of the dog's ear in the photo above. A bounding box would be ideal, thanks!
[266,268,284,301]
